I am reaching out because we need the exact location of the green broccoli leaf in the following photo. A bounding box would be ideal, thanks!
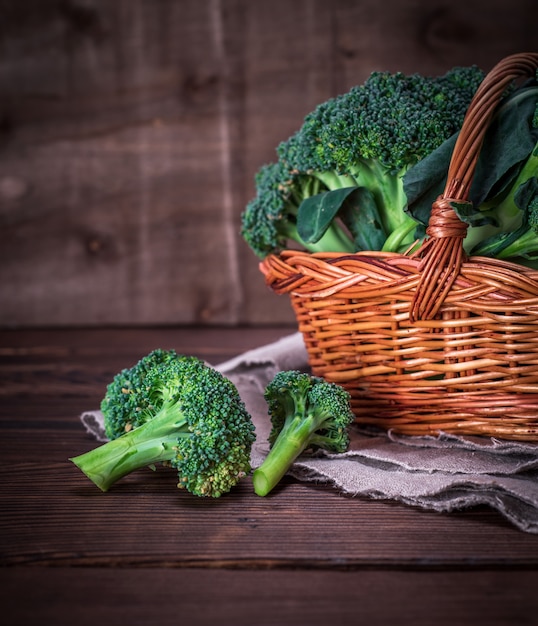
[403,134,456,226]
[450,200,499,228]
[514,174,538,210]
[471,83,538,207]
[404,83,538,232]
[297,186,388,252]
[297,186,358,244]
[338,187,387,251]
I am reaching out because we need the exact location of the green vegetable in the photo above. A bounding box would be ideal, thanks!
[241,67,484,258]
[253,371,355,497]
[240,160,356,259]
[71,350,256,497]
[404,76,538,265]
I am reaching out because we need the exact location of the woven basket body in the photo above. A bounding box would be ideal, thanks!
[261,53,538,441]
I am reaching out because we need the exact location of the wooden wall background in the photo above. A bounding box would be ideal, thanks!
[1,0,536,327]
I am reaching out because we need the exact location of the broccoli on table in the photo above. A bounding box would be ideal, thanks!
[253,370,355,497]
[241,66,484,258]
[71,350,256,498]
[100,347,181,440]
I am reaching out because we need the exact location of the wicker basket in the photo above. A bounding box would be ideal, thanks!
[260,52,538,442]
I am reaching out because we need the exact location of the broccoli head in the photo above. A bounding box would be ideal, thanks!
[71,350,256,497]
[252,370,355,497]
[242,66,485,258]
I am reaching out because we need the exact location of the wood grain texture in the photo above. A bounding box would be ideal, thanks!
[3,567,538,626]
[2,327,538,625]
[0,1,537,327]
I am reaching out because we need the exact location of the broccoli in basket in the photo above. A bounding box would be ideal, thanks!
[253,370,355,497]
[241,66,485,258]
[403,71,538,266]
[71,349,255,497]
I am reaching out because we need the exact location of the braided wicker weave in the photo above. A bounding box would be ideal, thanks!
[261,53,538,441]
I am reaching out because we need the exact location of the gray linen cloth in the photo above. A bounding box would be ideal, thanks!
[80,333,538,534]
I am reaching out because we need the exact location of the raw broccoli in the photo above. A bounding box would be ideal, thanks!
[100,347,180,440]
[467,167,538,262]
[493,190,538,260]
[252,370,355,497]
[404,75,538,266]
[464,83,538,262]
[241,160,356,258]
[71,350,256,497]
[241,66,484,258]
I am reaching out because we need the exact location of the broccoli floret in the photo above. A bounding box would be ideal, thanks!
[71,350,256,497]
[241,160,356,258]
[252,370,355,497]
[100,347,182,440]
[242,66,484,258]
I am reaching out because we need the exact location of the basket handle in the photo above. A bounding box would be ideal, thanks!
[410,52,538,322]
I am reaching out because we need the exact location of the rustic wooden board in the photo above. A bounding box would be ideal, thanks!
[0,0,536,326]
[1,326,537,571]
[2,327,538,626]
[3,567,538,626]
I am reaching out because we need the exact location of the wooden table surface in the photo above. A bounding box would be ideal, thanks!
[1,326,538,626]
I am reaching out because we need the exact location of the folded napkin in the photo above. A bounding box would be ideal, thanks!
[80,333,538,534]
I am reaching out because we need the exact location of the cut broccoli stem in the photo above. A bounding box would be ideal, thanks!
[252,415,317,497]
[72,349,256,498]
[71,407,184,492]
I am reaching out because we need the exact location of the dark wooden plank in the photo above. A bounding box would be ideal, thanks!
[1,0,536,327]
[0,327,294,403]
[0,326,293,367]
[3,327,538,626]
[4,466,538,568]
[0,328,538,568]
[2,327,538,571]
[2,567,538,626]
[0,0,251,327]
[330,0,538,84]
[2,454,538,568]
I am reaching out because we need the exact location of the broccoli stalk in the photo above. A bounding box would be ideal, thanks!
[71,405,194,492]
[252,371,355,497]
[71,350,255,498]
[309,158,418,252]
[497,201,538,260]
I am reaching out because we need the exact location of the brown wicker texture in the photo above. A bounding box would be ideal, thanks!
[261,53,538,441]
